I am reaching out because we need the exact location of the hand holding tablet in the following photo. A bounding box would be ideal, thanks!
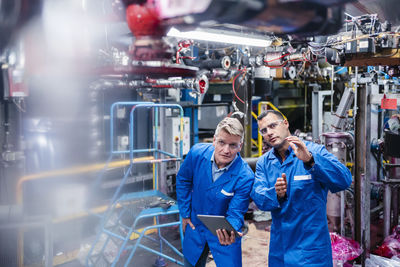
[197,214,241,239]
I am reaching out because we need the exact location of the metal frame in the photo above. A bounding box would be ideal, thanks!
[311,89,331,141]
[354,74,372,261]
[86,103,185,267]
[382,163,400,237]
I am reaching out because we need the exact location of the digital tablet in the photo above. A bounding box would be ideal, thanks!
[197,214,239,238]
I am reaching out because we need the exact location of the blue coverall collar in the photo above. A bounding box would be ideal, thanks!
[270,145,296,166]
[206,149,242,189]
[211,152,238,171]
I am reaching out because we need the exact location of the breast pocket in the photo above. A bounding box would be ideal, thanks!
[210,188,234,214]
[291,179,315,202]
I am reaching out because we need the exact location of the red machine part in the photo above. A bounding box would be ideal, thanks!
[176,40,195,64]
[125,3,171,61]
[119,1,199,76]
[2,66,28,98]
[125,3,163,37]
[198,79,206,94]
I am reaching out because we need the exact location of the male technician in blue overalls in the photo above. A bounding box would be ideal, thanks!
[176,117,254,267]
[251,110,352,266]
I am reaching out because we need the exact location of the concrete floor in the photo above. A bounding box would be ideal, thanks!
[136,220,271,267]
[62,220,271,267]
[142,220,271,267]
[206,221,270,267]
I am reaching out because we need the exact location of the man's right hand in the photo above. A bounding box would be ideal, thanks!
[182,218,195,234]
[275,173,287,199]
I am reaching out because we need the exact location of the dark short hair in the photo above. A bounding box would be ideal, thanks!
[257,110,285,121]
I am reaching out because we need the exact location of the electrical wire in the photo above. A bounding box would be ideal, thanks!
[232,69,246,104]
[263,53,290,64]
[176,47,183,64]
[266,62,288,68]
[302,52,312,63]
[308,44,326,57]
[296,61,306,78]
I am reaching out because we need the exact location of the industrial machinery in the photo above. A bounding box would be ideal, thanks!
[0,0,399,266]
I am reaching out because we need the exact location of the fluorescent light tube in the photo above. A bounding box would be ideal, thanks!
[167,27,271,47]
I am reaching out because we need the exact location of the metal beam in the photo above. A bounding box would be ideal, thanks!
[233,70,252,157]
[311,88,330,141]
[354,74,371,263]
[244,77,253,158]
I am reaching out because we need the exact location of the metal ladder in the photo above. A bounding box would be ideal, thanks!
[86,102,185,267]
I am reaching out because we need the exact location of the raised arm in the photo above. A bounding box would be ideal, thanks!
[307,144,352,193]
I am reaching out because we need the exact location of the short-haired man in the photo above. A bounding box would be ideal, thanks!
[176,117,254,267]
[251,110,352,266]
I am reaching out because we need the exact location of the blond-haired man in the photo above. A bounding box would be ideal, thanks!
[177,117,254,267]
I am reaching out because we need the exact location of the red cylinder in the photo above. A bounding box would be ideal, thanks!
[126,4,163,37]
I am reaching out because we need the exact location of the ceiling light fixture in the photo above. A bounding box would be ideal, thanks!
[167,27,272,47]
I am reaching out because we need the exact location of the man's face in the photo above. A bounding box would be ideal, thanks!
[213,130,242,168]
[258,114,290,149]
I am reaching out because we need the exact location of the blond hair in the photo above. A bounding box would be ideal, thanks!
[215,117,244,142]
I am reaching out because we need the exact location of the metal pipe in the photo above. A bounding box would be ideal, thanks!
[180,102,231,108]
[154,107,159,191]
[244,77,252,158]
[16,157,154,204]
[393,188,399,227]
[304,84,307,131]
[287,53,304,61]
[354,80,363,247]
[384,182,392,237]
[323,133,349,234]
[90,76,208,91]
[211,69,231,79]
[353,67,358,124]
[354,79,371,263]
[264,52,284,66]
[331,66,334,114]
[112,148,157,155]
[182,57,227,70]
[331,88,354,131]
[312,91,319,141]
[340,191,345,236]
[243,157,258,172]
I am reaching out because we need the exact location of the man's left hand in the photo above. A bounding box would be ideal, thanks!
[216,229,242,245]
[285,136,312,163]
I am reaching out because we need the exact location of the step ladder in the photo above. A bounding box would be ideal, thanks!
[86,103,185,267]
